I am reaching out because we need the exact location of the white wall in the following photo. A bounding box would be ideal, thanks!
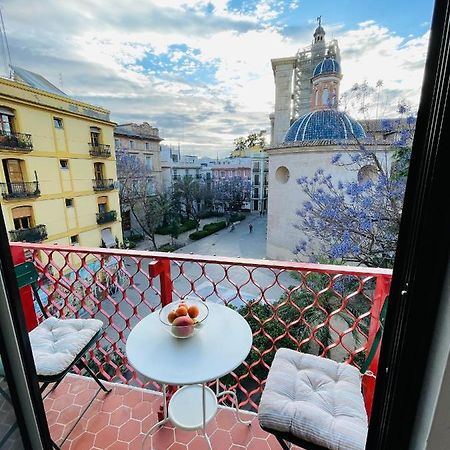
[266,145,393,261]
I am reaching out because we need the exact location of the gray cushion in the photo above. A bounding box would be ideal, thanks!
[29,317,102,377]
[258,348,368,450]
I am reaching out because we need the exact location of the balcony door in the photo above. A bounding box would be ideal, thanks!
[90,127,100,147]
[94,162,104,181]
[3,159,25,192]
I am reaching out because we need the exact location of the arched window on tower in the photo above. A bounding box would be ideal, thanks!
[315,90,320,107]
[322,88,329,106]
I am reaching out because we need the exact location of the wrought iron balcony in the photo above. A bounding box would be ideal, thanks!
[9,241,391,420]
[9,224,47,243]
[0,131,33,151]
[0,181,40,200]
[92,178,115,191]
[89,143,111,158]
[96,210,117,224]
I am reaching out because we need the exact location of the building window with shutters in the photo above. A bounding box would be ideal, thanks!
[0,107,14,134]
[145,155,153,171]
[12,206,33,230]
[90,126,101,146]
[97,196,108,213]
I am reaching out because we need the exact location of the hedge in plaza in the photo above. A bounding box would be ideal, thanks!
[156,219,198,235]
[189,221,227,240]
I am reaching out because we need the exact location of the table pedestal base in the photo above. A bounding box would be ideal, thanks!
[141,384,251,450]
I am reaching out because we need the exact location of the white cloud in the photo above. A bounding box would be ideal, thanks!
[1,1,429,156]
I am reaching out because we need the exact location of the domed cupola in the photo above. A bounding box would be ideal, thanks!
[313,57,341,77]
[310,56,343,111]
[284,110,366,143]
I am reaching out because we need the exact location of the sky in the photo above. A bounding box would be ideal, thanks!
[0,0,434,157]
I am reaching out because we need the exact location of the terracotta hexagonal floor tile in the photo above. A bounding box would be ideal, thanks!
[187,435,211,450]
[131,400,152,420]
[52,393,76,412]
[216,409,239,431]
[129,434,144,450]
[87,411,110,433]
[247,437,272,450]
[230,422,253,446]
[106,441,129,450]
[174,428,196,445]
[102,393,125,413]
[66,418,88,442]
[118,418,141,442]
[68,431,95,450]
[210,429,233,450]
[49,423,65,442]
[168,443,188,450]
[93,425,119,448]
[150,426,176,450]
[73,388,96,407]
[250,417,271,439]
[123,389,143,407]
[68,379,88,395]
[58,404,82,425]
[110,405,132,426]
[44,409,59,427]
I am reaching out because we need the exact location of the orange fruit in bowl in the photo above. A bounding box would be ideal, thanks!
[176,306,188,317]
[188,305,199,319]
[168,311,177,324]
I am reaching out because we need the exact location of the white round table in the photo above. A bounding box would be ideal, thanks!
[126,302,253,449]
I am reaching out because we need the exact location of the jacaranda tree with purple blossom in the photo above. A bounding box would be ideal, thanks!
[295,87,416,268]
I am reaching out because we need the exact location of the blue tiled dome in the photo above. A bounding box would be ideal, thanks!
[313,58,341,77]
[284,110,366,142]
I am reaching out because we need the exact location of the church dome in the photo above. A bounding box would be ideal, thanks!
[313,58,341,77]
[284,110,366,143]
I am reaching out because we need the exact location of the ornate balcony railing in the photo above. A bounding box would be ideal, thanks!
[10,243,391,417]
[0,181,40,200]
[89,143,111,158]
[10,225,47,243]
[96,210,117,224]
[92,178,115,191]
[0,131,33,151]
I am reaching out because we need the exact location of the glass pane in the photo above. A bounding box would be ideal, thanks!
[0,356,24,449]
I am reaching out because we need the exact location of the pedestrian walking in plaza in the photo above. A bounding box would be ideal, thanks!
[259,210,263,217]
[249,224,253,233]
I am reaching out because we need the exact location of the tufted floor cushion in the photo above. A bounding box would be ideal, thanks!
[258,348,368,450]
[29,317,103,377]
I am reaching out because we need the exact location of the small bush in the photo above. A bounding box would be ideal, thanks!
[156,219,198,235]
[229,212,246,222]
[127,233,144,243]
[198,210,225,219]
[189,230,209,240]
[158,242,182,252]
[123,239,136,249]
[189,221,227,240]
[203,221,226,232]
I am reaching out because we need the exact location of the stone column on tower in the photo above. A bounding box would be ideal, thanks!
[271,56,297,145]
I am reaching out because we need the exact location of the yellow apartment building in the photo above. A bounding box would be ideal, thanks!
[0,66,123,249]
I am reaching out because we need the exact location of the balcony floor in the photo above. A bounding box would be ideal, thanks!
[44,374,300,450]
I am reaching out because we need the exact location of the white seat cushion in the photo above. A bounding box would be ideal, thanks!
[258,348,368,450]
[29,317,103,377]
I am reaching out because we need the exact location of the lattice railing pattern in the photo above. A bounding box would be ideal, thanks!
[11,243,391,413]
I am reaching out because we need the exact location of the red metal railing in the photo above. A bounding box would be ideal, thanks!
[11,243,391,417]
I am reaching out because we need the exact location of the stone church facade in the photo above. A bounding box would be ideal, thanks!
[270,18,341,146]
[266,22,391,261]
